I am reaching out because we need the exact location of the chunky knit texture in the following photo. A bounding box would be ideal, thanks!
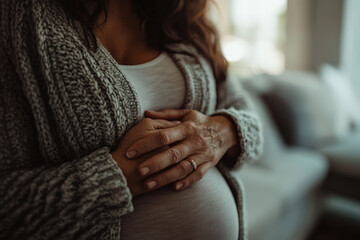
[0,0,263,239]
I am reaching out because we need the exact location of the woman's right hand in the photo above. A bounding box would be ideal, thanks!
[111,118,181,198]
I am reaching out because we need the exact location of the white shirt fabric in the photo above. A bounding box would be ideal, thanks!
[118,52,239,240]
[118,52,186,113]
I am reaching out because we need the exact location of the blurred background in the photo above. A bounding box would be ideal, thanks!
[210,0,360,239]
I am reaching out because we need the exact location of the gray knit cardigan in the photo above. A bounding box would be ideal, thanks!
[0,0,263,239]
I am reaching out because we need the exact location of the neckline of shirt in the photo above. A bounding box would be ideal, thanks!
[95,38,167,70]
[117,52,167,70]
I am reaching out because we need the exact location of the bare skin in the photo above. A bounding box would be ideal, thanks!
[93,0,160,65]
[111,118,181,197]
[93,0,239,197]
[128,109,238,192]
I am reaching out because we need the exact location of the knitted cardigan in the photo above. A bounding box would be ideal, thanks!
[0,0,263,239]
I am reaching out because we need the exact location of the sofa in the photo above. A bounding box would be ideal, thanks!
[232,69,360,240]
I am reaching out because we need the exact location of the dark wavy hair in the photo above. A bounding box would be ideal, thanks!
[58,0,228,88]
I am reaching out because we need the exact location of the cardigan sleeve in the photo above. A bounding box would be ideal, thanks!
[0,50,134,240]
[0,48,133,240]
[0,151,133,240]
[211,75,264,170]
[0,4,133,238]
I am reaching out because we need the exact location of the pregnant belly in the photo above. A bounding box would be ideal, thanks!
[120,167,239,240]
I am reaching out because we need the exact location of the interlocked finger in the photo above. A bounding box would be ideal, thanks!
[143,156,204,190]
[174,162,212,191]
[138,140,200,177]
[151,119,182,129]
[126,124,188,158]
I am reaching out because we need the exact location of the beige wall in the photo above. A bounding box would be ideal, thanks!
[286,0,344,72]
[210,0,231,37]
[285,0,313,71]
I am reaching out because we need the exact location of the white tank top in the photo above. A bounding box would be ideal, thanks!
[118,52,239,240]
[118,52,186,113]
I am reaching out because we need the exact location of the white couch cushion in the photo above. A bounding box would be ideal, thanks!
[232,148,328,238]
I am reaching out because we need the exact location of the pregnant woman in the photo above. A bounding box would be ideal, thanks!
[0,0,263,239]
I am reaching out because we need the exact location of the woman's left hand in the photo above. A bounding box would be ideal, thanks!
[125,109,238,191]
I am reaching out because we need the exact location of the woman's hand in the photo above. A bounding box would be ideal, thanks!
[125,109,238,191]
[111,118,181,198]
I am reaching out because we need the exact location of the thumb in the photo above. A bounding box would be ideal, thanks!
[145,109,191,120]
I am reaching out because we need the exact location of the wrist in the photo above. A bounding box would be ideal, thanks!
[211,115,238,151]
[110,151,140,198]
[111,151,121,167]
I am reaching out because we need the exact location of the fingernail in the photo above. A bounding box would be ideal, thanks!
[176,183,183,190]
[140,167,150,176]
[126,151,136,158]
[147,181,157,189]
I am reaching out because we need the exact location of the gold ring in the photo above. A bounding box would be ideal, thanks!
[190,159,197,170]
